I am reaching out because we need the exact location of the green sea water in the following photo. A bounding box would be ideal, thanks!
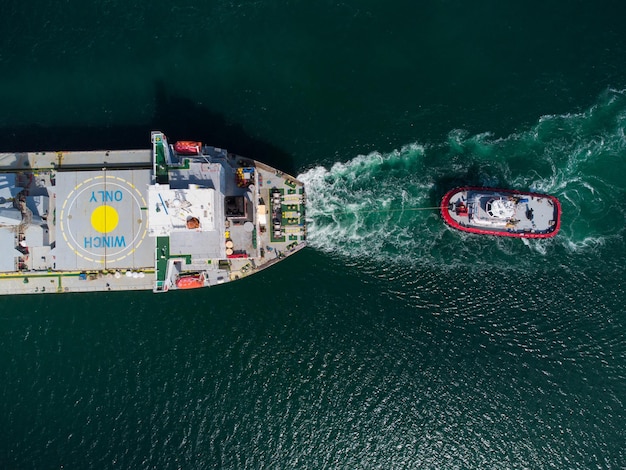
[1,1,626,468]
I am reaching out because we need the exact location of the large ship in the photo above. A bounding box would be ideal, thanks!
[441,186,561,238]
[0,132,307,295]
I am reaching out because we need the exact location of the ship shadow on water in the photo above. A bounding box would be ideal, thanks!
[0,80,296,176]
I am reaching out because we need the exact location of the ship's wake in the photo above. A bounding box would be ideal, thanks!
[298,89,626,271]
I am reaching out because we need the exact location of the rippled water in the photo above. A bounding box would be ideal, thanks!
[1,1,626,468]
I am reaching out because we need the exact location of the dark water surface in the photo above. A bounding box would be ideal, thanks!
[1,1,625,468]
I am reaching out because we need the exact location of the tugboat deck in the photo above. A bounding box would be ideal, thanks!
[441,187,561,238]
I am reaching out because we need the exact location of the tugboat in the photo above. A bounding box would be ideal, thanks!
[441,187,561,238]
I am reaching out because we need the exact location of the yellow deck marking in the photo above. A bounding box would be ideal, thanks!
[59,173,149,264]
[91,205,119,233]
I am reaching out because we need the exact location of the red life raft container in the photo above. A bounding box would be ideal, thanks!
[174,141,202,155]
[176,273,205,289]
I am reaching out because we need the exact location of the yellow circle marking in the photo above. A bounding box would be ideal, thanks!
[91,205,119,233]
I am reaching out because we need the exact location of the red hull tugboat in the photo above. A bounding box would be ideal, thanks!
[441,187,561,238]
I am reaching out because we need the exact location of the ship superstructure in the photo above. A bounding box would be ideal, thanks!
[0,132,306,295]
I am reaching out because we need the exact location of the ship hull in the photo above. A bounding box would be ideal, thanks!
[0,131,307,295]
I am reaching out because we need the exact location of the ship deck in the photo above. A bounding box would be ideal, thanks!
[54,169,154,271]
[0,133,307,295]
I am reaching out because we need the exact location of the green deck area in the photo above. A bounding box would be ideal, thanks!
[154,140,169,184]
[156,236,170,282]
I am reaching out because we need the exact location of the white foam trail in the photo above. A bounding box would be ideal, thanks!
[299,145,437,262]
[299,89,626,267]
